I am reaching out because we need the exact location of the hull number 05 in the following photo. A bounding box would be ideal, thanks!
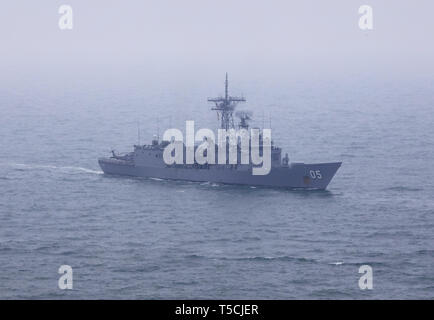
[309,170,322,179]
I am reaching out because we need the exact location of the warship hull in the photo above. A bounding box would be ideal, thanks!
[98,75,342,189]
[98,158,341,189]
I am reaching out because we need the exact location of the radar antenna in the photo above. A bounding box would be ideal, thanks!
[208,73,246,130]
[235,110,253,129]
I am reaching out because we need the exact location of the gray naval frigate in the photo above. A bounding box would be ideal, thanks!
[98,75,341,189]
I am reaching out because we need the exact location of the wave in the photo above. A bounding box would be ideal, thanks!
[198,181,221,187]
[383,186,423,192]
[185,254,316,263]
[1,162,103,175]
[340,153,356,158]
[149,177,164,181]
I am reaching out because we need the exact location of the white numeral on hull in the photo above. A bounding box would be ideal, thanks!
[309,170,322,179]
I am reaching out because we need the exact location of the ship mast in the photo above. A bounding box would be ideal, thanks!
[208,73,246,130]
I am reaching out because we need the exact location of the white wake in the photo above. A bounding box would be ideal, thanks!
[1,162,103,175]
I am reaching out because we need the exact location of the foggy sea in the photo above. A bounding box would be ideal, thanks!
[0,74,433,299]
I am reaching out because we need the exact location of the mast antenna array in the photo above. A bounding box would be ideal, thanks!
[208,73,246,130]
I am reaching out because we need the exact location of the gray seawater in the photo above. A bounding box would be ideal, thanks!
[0,73,433,299]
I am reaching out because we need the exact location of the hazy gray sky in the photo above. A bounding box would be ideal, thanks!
[1,0,433,80]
